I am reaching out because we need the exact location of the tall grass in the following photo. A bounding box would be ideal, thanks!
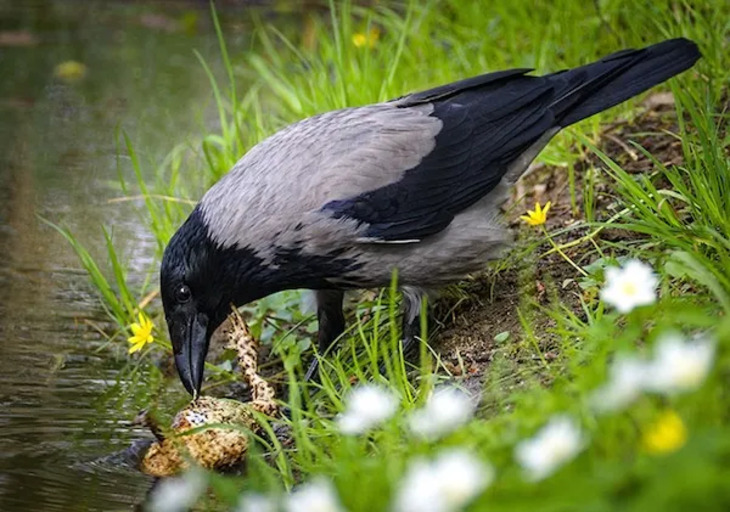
[46,220,137,329]
[585,86,730,311]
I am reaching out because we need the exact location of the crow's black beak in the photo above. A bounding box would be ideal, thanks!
[172,313,209,398]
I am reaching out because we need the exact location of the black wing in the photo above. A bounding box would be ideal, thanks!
[322,70,555,241]
[322,38,699,242]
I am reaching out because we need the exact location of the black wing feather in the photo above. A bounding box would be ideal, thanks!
[324,74,555,241]
[323,38,700,242]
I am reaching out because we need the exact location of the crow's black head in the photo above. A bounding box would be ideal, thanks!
[161,205,359,395]
[160,206,252,396]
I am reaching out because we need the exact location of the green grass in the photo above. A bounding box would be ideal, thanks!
[56,0,730,510]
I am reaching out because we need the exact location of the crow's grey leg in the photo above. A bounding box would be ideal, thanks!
[304,289,345,381]
[400,286,428,361]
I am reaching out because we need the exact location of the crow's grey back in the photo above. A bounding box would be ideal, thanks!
[200,103,442,255]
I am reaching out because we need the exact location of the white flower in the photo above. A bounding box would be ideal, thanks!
[591,356,650,412]
[644,333,714,394]
[147,470,207,512]
[591,333,715,412]
[394,449,493,512]
[600,259,658,313]
[238,492,278,512]
[286,479,344,512]
[337,384,398,435]
[408,386,475,440]
[515,416,585,481]
[428,451,493,509]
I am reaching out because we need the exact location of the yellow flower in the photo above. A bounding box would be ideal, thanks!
[128,312,154,354]
[520,201,552,226]
[642,410,687,454]
[54,60,87,82]
[352,27,380,48]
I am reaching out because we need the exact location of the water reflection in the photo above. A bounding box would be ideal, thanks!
[0,1,245,509]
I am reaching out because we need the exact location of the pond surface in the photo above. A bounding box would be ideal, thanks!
[0,1,270,509]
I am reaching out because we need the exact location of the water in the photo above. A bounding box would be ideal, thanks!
[0,1,251,509]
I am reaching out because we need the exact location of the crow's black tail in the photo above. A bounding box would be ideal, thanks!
[548,38,700,127]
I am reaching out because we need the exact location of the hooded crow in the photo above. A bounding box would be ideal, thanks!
[161,38,700,396]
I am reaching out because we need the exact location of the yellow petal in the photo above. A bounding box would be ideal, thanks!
[642,410,687,454]
[520,213,539,226]
[130,322,142,336]
[543,201,552,216]
[54,60,86,82]
[128,341,144,354]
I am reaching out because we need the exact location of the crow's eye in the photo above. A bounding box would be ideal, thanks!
[175,284,191,304]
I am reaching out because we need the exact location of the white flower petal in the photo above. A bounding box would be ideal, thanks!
[430,450,493,508]
[644,333,714,394]
[238,492,277,512]
[515,416,584,481]
[394,459,444,512]
[394,450,492,512]
[600,259,657,313]
[148,470,207,512]
[286,479,344,512]
[408,386,475,440]
[336,411,371,436]
[336,385,398,435]
[591,356,650,412]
